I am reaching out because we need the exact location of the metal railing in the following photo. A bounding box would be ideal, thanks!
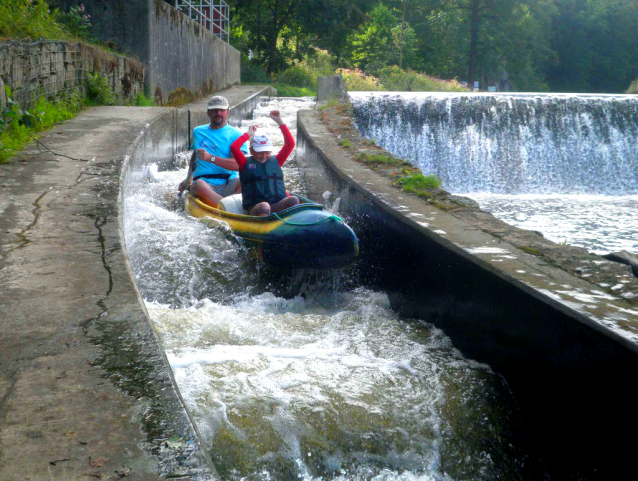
[174,0,230,43]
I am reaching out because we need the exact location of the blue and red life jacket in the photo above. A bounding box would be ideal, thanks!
[240,156,286,210]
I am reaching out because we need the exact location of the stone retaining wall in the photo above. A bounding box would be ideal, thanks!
[0,40,145,110]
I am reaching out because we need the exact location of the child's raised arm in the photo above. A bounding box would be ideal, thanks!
[270,110,284,126]
[271,111,294,166]
[230,124,258,171]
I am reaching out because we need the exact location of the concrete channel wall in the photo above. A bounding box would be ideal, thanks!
[296,107,638,479]
[54,0,240,103]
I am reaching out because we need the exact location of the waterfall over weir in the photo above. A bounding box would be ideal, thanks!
[350,92,638,195]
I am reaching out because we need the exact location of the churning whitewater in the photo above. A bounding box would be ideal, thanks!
[350,92,638,254]
[123,98,544,480]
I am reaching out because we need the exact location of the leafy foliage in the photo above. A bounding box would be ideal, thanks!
[230,0,637,93]
[57,3,92,40]
[349,4,410,74]
[546,0,638,93]
[0,87,84,163]
[379,66,468,92]
[337,68,385,91]
[0,0,70,40]
[85,73,117,106]
[230,0,373,74]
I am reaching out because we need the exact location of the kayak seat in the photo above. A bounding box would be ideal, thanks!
[217,193,248,215]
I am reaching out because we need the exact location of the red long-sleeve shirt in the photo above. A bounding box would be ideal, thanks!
[230,124,294,171]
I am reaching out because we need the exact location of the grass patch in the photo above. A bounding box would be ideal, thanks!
[271,84,316,97]
[241,82,316,98]
[1,89,85,163]
[379,66,470,92]
[520,246,541,256]
[318,99,341,111]
[356,152,405,166]
[395,173,442,192]
[339,139,351,148]
[394,173,442,200]
[128,93,156,107]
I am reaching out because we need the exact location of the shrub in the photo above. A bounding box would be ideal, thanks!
[85,73,116,105]
[274,49,337,89]
[241,55,271,84]
[0,0,69,40]
[130,93,155,106]
[379,66,469,92]
[57,3,92,40]
[627,79,638,94]
[276,65,315,88]
[395,174,442,193]
[337,68,385,91]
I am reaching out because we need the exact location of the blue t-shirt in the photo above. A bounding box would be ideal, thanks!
[192,123,248,185]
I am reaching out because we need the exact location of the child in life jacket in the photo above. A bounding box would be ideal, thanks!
[230,110,300,216]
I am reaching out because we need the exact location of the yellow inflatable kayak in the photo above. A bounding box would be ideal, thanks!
[184,193,359,269]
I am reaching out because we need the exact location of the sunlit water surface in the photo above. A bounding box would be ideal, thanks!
[463,194,638,255]
[124,98,543,480]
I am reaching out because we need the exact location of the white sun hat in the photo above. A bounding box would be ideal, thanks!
[251,135,273,152]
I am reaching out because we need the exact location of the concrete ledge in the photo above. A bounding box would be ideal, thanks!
[296,107,638,478]
[0,85,274,480]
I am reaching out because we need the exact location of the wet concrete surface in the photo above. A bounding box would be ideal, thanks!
[0,106,209,480]
[0,86,278,481]
[0,86,271,480]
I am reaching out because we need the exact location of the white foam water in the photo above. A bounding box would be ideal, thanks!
[123,98,543,480]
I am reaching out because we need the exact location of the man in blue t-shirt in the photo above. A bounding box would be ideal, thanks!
[178,96,248,206]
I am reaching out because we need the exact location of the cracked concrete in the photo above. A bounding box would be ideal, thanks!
[0,105,208,480]
[0,85,276,480]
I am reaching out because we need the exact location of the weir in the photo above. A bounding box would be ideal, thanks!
[350,92,638,195]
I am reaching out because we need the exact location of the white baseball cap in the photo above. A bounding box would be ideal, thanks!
[251,135,273,152]
[207,95,229,110]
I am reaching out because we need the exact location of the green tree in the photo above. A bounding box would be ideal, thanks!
[349,3,416,74]
[547,0,638,92]
[400,0,555,90]
[229,0,374,74]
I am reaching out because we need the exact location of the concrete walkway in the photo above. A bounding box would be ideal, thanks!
[0,86,266,480]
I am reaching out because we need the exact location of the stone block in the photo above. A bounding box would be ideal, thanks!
[317,74,348,103]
